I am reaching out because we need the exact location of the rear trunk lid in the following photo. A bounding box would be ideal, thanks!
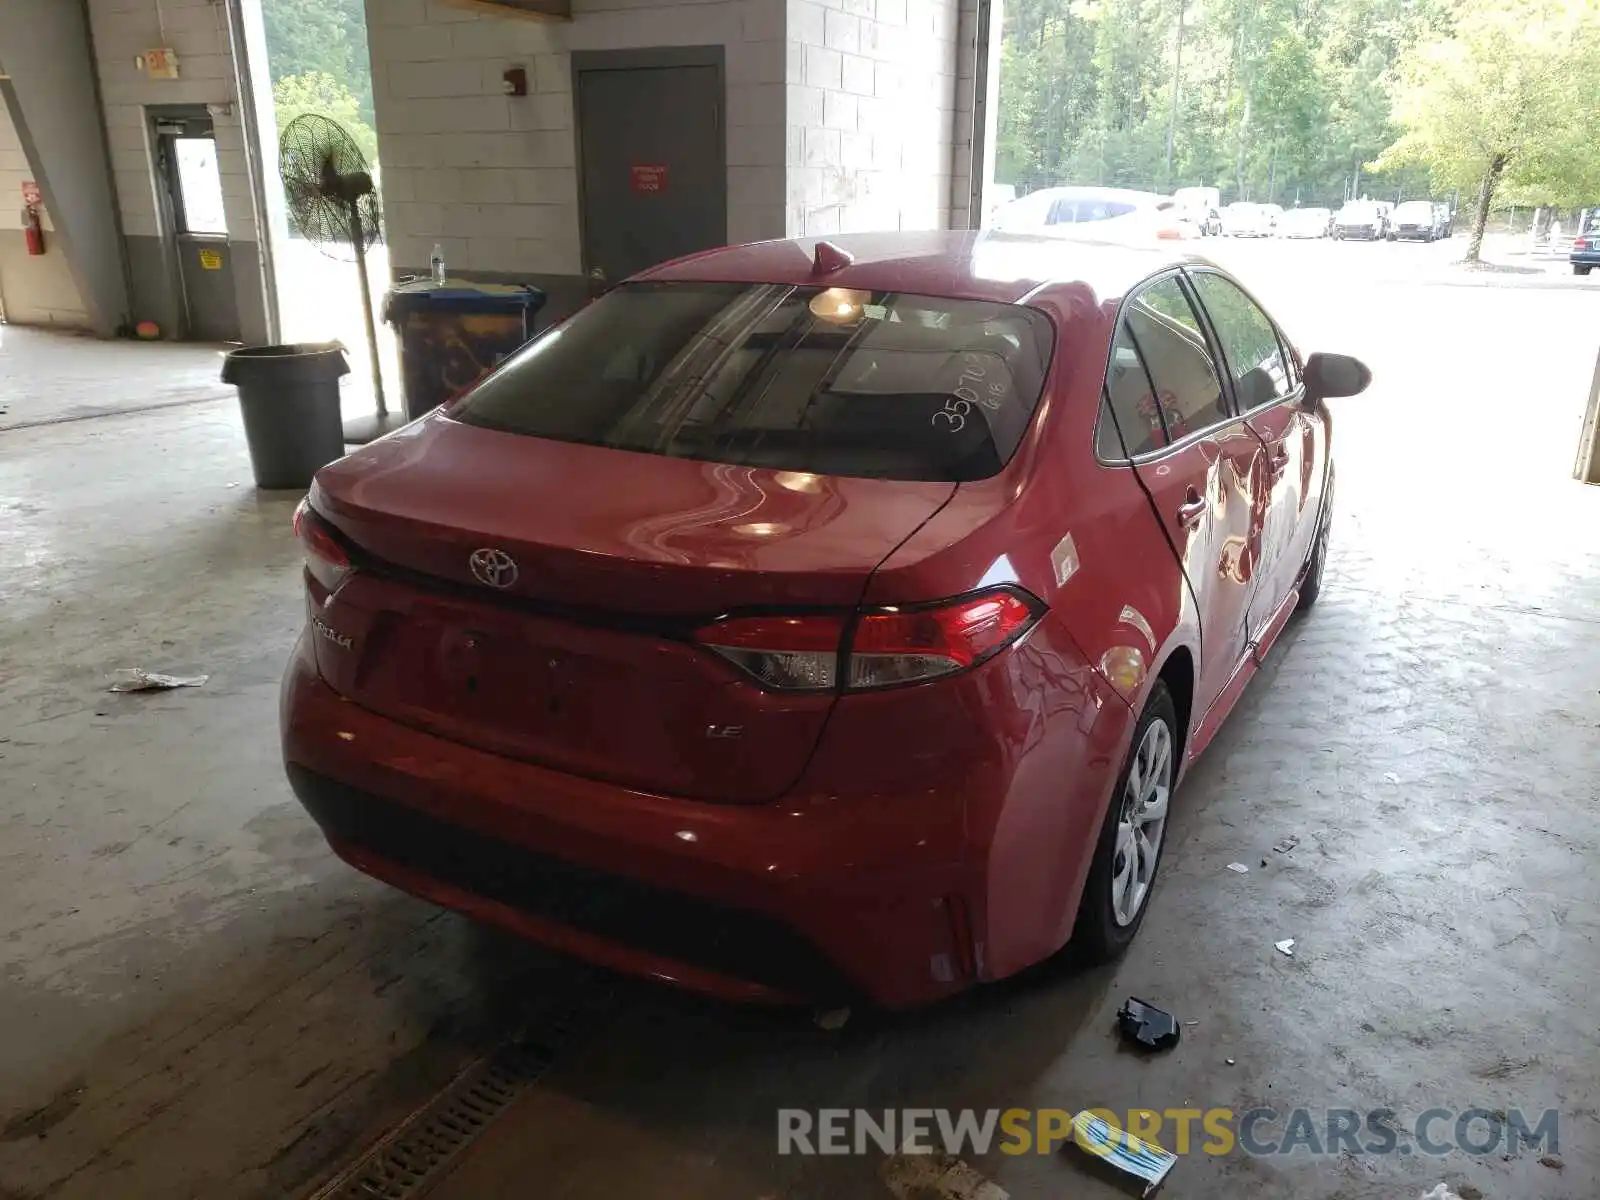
[309,416,954,802]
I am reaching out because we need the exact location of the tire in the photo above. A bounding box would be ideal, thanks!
[1576,265,1593,276]
[1074,683,1178,962]
[1297,468,1334,611]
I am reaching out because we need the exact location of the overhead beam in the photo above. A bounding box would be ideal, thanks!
[437,0,572,20]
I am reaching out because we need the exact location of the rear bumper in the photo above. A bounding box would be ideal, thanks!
[1570,250,1600,266]
[280,636,996,1008]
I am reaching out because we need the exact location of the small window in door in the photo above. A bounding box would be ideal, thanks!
[1120,277,1230,443]
[1189,272,1292,411]
[174,138,227,235]
[1098,320,1167,459]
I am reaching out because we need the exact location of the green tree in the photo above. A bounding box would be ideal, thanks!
[262,0,373,125]
[1374,0,1600,260]
[994,0,1452,206]
[273,71,379,165]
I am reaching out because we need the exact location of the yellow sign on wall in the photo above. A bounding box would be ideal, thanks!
[198,249,223,271]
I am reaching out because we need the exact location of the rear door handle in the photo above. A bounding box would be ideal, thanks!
[1177,489,1207,529]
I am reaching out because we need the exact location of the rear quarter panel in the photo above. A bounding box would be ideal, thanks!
[863,284,1201,974]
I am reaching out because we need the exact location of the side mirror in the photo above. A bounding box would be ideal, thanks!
[1303,351,1371,402]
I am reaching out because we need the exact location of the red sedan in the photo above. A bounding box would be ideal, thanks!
[281,231,1370,1008]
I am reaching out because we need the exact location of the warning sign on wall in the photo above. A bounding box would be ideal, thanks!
[198,248,223,270]
[630,165,668,195]
[21,181,41,207]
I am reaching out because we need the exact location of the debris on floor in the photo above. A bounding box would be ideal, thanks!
[813,1006,850,1031]
[1539,1152,1564,1169]
[107,668,210,693]
[1272,835,1300,853]
[1116,997,1182,1051]
[1275,938,1296,957]
[881,1150,1008,1200]
[1066,1110,1177,1196]
[1457,1186,1484,1200]
[1226,862,1250,873]
[1419,1186,1463,1200]
[1384,771,1401,783]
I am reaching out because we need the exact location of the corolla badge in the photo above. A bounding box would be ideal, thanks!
[469,548,519,589]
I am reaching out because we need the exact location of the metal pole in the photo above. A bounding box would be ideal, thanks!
[967,0,997,229]
[350,207,387,418]
[1574,342,1600,484]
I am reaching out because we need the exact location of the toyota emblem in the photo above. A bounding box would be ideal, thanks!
[469,548,519,589]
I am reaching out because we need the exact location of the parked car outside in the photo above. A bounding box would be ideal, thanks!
[1221,202,1273,237]
[1176,203,1222,237]
[1333,201,1385,240]
[281,231,1370,1009]
[985,183,1017,226]
[1173,186,1222,236]
[991,186,1185,242]
[1572,211,1600,275]
[1389,200,1442,241]
[1279,207,1332,239]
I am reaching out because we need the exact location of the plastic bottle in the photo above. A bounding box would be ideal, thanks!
[430,243,446,285]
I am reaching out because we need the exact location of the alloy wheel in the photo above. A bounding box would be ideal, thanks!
[1110,718,1172,926]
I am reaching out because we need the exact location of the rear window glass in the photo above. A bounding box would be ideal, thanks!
[452,282,1056,482]
[1049,199,1136,224]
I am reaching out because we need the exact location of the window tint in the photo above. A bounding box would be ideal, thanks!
[1099,320,1167,458]
[453,282,1055,483]
[1119,277,1230,442]
[1048,198,1136,225]
[1189,273,1292,411]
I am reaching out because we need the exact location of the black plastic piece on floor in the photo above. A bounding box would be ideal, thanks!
[1116,997,1181,1051]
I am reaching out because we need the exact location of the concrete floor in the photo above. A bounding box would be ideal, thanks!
[2,240,1598,1200]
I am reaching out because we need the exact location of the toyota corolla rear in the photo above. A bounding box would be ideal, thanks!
[281,271,1122,1007]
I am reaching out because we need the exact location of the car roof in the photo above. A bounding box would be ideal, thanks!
[638,230,1199,308]
[1014,185,1168,204]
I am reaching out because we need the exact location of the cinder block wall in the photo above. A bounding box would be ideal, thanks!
[86,0,273,341]
[367,0,790,312]
[784,0,960,237]
[0,100,91,329]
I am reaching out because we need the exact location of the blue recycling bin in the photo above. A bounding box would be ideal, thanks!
[382,280,546,421]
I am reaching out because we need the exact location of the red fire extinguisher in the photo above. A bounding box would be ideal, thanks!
[23,205,44,256]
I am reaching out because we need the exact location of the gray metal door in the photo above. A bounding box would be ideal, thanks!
[575,51,726,287]
[153,109,240,342]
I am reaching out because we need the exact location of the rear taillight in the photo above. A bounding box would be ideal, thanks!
[293,499,352,597]
[1578,237,1591,250]
[695,587,1042,692]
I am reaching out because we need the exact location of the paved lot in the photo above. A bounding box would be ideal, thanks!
[1,239,1598,1200]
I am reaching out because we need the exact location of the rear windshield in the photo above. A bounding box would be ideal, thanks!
[452,281,1056,482]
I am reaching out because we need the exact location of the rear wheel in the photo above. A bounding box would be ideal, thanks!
[1074,684,1177,961]
[1577,265,1593,276]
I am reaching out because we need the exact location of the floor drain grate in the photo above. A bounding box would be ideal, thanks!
[307,994,608,1200]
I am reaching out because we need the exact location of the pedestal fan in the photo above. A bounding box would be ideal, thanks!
[279,113,402,443]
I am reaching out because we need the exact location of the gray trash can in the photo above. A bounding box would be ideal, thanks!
[222,343,350,489]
